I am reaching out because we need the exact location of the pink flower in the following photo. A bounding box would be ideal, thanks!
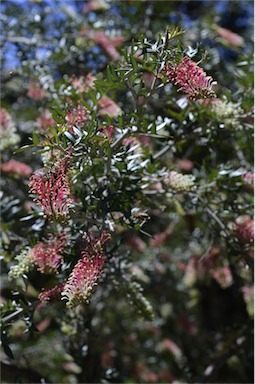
[0,160,32,177]
[235,215,254,244]
[83,0,110,13]
[62,231,111,308]
[138,134,154,149]
[216,27,244,47]
[243,171,254,190]
[70,73,96,94]
[122,137,139,148]
[135,362,159,383]
[162,338,182,359]
[97,96,122,118]
[0,108,13,132]
[29,155,74,221]
[165,56,217,100]
[27,80,46,101]
[212,266,233,288]
[149,230,171,248]
[66,103,90,133]
[125,235,146,252]
[176,159,194,172]
[32,232,67,273]
[37,109,55,132]
[92,31,123,62]
[183,246,233,287]
[38,281,66,303]
[61,253,106,308]
[97,125,115,143]
[82,230,111,255]
[0,108,20,150]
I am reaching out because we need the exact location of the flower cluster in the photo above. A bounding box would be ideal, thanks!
[61,253,106,308]
[211,266,233,289]
[97,96,122,118]
[113,279,154,320]
[70,73,96,94]
[32,232,67,273]
[37,109,55,133]
[61,231,111,308]
[8,248,35,279]
[9,233,67,278]
[165,56,217,100]
[163,171,196,192]
[243,171,254,190]
[149,229,172,248]
[66,103,90,133]
[91,30,123,62]
[183,246,233,289]
[0,108,20,151]
[95,125,116,146]
[215,26,244,47]
[0,159,33,178]
[210,99,244,128]
[235,215,254,244]
[27,80,46,100]
[83,0,110,13]
[39,281,67,303]
[29,155,74,221]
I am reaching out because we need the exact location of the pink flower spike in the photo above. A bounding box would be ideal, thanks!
[82,230,111,254]
[39,281,66,303]
[66,103,90,133]
[29,156,74,221]
[216,27,244,47]
[32,232,67,274]
[62,253,106,308]
[97,96,122,118]
[62,231,111,308]
[165,57,217,100]
[0,160,33,178]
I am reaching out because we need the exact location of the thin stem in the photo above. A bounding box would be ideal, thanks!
[194,194,229,236]
[111,130,129,149]
[153,143,171,160]
[2,307,24,323]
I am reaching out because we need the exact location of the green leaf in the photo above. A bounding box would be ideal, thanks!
[64,131,75,143]
[51,110,64,124]
[14,144,34,154]
[51,102,66,117]
[32,132,39,146]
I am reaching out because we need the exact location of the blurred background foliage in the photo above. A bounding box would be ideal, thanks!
[0,1,254,383]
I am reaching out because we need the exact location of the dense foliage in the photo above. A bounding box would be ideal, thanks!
[0,1,254,383]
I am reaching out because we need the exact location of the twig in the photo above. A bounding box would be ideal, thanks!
[2,308,24,323]
[194,194,229,236]
[111,130,129,149]
[153,143,171,160]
